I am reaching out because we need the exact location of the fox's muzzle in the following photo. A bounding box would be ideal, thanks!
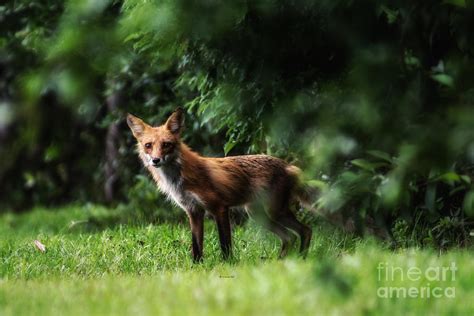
[151,154,175,168]
[152,157,163,167]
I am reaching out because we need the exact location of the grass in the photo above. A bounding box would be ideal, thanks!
[1,205,474,315]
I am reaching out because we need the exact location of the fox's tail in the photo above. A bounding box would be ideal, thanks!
[286,164,353,232]
[285,165,319,212]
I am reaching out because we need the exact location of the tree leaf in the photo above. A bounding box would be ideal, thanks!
[367,150,392,163]
[463,191,474,216]
[443,0,466,8]
[431,73,454,87]
[351,159,386,172]
[436,172,461,185]
[223,141,237,155]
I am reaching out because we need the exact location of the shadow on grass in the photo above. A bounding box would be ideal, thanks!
[0,203,254,236]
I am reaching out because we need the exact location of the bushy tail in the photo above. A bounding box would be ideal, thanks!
[286,165,390,238]
[285,165,319,212]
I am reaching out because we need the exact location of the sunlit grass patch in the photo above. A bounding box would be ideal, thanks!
[1,206,474,315]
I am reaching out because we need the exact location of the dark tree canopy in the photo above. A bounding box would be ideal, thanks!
[1,0,473,245]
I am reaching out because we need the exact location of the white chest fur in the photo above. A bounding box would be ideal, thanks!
[151,164,202,212]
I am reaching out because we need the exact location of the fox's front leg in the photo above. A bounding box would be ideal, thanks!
[187,210,204,262]
[215,207,232,260]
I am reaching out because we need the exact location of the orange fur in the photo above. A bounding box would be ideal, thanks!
[127,109,312,261]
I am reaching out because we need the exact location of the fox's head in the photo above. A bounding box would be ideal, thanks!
[127,108,184,168]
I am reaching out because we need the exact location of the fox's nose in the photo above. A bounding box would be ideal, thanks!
[152,158,162,165]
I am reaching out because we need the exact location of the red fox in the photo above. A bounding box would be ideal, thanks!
[127,108,312,261]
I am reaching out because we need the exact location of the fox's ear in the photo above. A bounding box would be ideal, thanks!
[165,107,185,135]
[127,113,147,138]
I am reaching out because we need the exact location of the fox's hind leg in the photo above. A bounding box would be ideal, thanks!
[268,177,312,258]
[245,205,295,258]
[279,211,312,257]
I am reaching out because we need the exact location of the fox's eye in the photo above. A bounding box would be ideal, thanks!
[162,142,172,149]
[144,143,152,149]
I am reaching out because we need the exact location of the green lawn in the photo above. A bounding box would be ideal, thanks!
[1,205,474,315]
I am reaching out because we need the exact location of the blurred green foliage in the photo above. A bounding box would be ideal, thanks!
[1,0,473,245]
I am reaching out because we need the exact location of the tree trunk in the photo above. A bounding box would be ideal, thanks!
[104,91,121,203]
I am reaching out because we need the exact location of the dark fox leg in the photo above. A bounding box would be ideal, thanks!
[188,209,204,262]
[279,212,312,257]
[265,218,296,258]
[268,177,312,258]
[246,206,296,258]
[215,207,232,260]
